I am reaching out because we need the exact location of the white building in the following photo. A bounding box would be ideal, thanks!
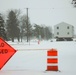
[54,22,74,41]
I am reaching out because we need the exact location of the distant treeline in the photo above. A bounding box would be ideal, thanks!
[0,9,53,42]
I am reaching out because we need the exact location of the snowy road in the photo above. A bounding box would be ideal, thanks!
[0,41,76,75]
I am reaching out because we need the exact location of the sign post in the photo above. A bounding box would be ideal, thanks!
[0,38,17,70]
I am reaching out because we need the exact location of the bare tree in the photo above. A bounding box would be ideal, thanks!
[20,15,32,42]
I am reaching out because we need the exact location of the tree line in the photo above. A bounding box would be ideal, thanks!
[0,9,53,42]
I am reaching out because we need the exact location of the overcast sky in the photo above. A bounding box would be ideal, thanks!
[0,0,76,33]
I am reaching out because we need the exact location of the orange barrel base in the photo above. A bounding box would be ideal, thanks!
[46,66,58,71]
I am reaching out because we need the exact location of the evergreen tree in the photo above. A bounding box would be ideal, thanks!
[6,10,20,42]
[0,14,7,40]
[44,26,52,40]
[33,24,41,39]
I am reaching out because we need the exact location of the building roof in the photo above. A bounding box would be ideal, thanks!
[54,22,74,27]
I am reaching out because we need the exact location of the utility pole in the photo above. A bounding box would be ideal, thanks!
[26,8,29,42]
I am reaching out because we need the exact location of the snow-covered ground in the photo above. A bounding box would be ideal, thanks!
[0,40,76,75]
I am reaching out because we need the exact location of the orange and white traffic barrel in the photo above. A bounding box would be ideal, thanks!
[46,48,58,71]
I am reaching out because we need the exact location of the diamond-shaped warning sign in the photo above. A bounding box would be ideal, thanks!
[0,38,17,70]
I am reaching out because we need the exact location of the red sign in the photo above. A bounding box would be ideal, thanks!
[0,38,17,70]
